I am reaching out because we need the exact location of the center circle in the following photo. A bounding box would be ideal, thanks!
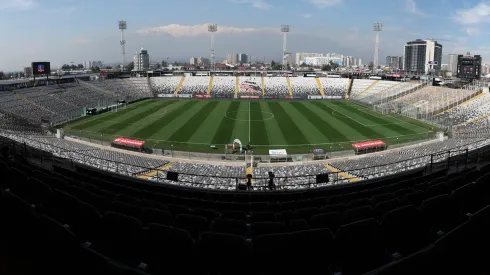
[225,110,275,122]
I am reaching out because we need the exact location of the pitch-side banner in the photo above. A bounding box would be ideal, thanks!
[195,94,211,99]
[158,94,175,98]
[176,94,192,98]
[308,95,343,100]
[240,95,260,99]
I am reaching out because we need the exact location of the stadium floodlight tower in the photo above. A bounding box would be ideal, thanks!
[281,25,290,72]
[208,24,218,72]
[119,20,127,72]
[373,22,382,72]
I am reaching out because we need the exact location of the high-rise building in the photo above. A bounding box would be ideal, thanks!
[403,39,442,74]
[133,47,150,71]
[386,56,403,69]
[197,57,210,66]
[227,53,239,65]
[239,53,248,64]
[24,67,32,77]
[189,57,197,65]
[448,54,459,76]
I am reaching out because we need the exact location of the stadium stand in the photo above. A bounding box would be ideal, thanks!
[178,76,210,95]
[211,76,236,97]
[263,76,290,97]
[318,77,350,97]
[2,133,490,274]
[150,76,182,95]
[287,77,319,97]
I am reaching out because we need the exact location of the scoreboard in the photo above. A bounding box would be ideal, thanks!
[457,55,481,80]
[31,62,51,76]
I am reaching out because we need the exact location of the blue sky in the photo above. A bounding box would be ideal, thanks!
[0,0,489,71]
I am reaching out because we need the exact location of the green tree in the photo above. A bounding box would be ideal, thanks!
[270,60,281,70]
[321,64,331,71]
[61,64,70,70]
[77,64,84,69]
[91,67,101,73]
[126,62,134,71]
[69,64,77,70]
[0,71,4,79]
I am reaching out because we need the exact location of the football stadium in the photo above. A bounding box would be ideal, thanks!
[2,6,490,275]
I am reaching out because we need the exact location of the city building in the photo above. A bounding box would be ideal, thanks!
[403,39,443,74]
[386,56,403,70]
[189,57,197,65]
[24,67,32,77]
[483,64,489,76]
[133,47,150,71]
[227,53,239,65]
[197,57,210,66]
[448,54,459,76]
[239,53,248,64]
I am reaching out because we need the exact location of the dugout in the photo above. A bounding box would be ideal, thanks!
[352,140,387,155]
[112,137,147,153]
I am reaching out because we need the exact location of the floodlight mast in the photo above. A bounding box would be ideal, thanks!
[281,25,290,72]
[119,20,127,72]
[208,24,218,72]
[373,22,382,72]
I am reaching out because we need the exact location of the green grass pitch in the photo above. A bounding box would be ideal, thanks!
[63,99,437,154]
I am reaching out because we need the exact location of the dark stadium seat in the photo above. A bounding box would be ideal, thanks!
[175,214,209,238]
[142,223,195,275]
[198,232,249,274]
[370,193,394,206]
[421,194,462,236]
[292,228,335,274]
[251,211,277,222]
[341,205,373,224]
[141,207,172,226]
[310,212,341,232]
[110,201,142,219]
[400,190,426,207]
[382,205,429,255]
[93,212,143,267]
[374,198,400,221]
[45,189,80,226]
[426,182,451,198]
[252,222,287,238]
[335,218,385,275]
[451,183,478,215]
[212,218,247,236]
[37,215,82,274]
[253,233,294,275]
[72,201,101,242]
[288,219,309,231]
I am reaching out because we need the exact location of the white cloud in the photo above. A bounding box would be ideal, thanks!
[301,13,313,19]
[465,27,481,36]
[453,2,490,25]
[0,0,36,10]
[231,0,271,10]
[136,23,277,37]
[307,0,342,8]
[405,0,426,16]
